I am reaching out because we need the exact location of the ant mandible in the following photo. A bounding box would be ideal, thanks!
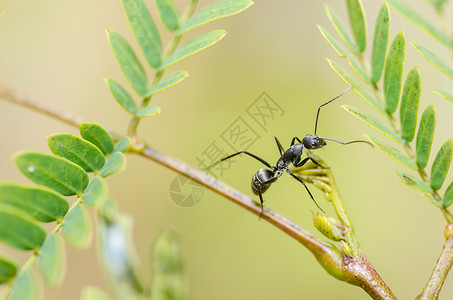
[208,85,371,213]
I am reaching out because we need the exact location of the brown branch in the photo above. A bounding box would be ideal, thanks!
[1,84,399,299]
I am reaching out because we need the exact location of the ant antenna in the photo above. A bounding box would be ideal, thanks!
[320,137,373,147]
[314,85,354,135]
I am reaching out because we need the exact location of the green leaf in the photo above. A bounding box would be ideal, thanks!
[107,30,148,96]
[47,133,105,172]
[423,193,442,208]
[383,32,405,114]
[38,234,65,287]
[145,71,189,97]
[136,106,161,117]
[159,30,227,70]
[342,105,404,143]
[0,204,46,251]
[0,183,69,222]
[425,0,449,7]
[151,229,185,300]
[434,90,453,104]
[443,181,453,208]
[62,204,92,249]
[324,5,358,53]
[122,0,162,68]
[367,135,417,169]
[113,137,132,153]
[0,256,18,284]
[318,26,369,82]
[177,0,254,35]
[387,0,450,45]
[395,171,433,193]
[371,3,390,84]
[80,123,114,155]
[327,59,385,113]
[425,0,449,8]
[154,0,180,31]
[14,151,89,196]
[100,152,126,178]
[416,105,436,169]
[431,139,453,190]
[10,268,41,300]
[346,0,367,52]
[81,286,112,300]
[399,67,421,142]
[83,177,107,207]
[105,78,137,115]
[411,42,453,79]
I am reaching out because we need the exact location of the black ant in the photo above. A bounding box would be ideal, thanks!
[208,85,371,213]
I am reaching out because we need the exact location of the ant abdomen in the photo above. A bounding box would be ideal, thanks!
[251,168,274,195]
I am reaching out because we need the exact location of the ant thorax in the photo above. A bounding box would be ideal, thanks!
[302,134,327,150]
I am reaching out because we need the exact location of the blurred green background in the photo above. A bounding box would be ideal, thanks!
[1,0,453,299]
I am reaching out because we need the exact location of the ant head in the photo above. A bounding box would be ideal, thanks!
[302,134,326,150]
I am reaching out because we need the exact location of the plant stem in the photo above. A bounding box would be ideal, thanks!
[416,224,453,299]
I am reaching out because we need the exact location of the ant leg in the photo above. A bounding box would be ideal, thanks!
[295,157,321,168]
[290,136,303,146]
[287,171,325,213]
[258,190,264,217]
[274,136,285,156]
[206,151,273,171]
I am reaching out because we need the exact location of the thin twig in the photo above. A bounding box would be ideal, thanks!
[416,224,453,300]
[1,84,400,299]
